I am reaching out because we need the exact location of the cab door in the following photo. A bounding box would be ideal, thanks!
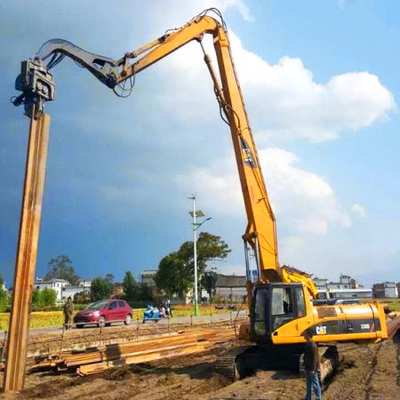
[269,284,312,340]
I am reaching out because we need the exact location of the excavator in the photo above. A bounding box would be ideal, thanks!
[13,8,387,381]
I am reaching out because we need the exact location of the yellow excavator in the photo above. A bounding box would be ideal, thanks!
[14,8,387,381]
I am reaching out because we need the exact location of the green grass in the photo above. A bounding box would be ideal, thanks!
[381,298,400,312]
[0,305,235,330]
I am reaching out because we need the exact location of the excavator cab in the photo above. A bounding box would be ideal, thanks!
[251,283,308,343]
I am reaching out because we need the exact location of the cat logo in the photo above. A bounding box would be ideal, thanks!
[316,326,327,335]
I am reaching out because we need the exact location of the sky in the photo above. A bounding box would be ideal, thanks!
[0,0,399,289]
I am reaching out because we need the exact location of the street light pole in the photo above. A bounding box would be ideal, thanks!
[192,196,199,317]
[188,195,211,317]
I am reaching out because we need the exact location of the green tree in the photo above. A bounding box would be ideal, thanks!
[0,274,8,312]
[154,252,192,297]
[155,232,230,297]
[41,287,57,306]
[90,277,113,301]
[178,232,230,277]
[32,288,57,307]
[32,289,41,306]
[138,283,154,302]
[201,270,219,300]
[73,291,91,304]
[44,255,81,285]
[122,271,139,303]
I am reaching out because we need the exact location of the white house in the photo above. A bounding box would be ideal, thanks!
[61,285,90,302]
[372,282,398,298]
[34,278,69,302]
[313,274,371,299]
[215,274,247,302]
[78,279,92,288]
[141,270,157,288]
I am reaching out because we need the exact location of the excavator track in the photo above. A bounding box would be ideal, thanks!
[214,346,251,381]
[215,343,339,383]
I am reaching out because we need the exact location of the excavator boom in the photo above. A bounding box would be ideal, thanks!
[15,10,286,286]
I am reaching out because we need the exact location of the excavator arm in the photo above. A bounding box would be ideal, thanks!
[13,9,317,296]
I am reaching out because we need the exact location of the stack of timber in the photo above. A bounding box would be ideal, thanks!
[29,327,236,376]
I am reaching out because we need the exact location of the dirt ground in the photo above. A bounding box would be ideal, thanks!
[1,333,398,400]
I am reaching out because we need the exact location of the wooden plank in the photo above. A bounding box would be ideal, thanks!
[78,342,212,376]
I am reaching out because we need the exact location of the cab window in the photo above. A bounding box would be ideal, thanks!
[271,287,294,330]
[294,287,306,317]
[253,288,268,336]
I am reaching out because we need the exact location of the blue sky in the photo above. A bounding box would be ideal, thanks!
[0,0,399,288]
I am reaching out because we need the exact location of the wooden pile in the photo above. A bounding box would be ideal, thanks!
[30,327,236,376]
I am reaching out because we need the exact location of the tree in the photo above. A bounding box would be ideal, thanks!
[201,270,219,300]
[105,273,115,284]
[90,277,113,301]
[0,274,8,312]
[44,255,81,285]
[41,287,57,306]
[178,232,230,277]
[154,252,192,297]
[122,271,139,303]
[32,289,41,306]
[32,288,57,307]
[155,232,230,297]
[138,283,154,302]
[73,291,91,304]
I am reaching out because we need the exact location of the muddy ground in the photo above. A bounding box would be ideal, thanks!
[1,333,398,400]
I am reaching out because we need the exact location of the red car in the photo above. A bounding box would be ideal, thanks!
[73,299,133,328]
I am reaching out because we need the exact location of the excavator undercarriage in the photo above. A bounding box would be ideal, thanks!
[215,342,339,383]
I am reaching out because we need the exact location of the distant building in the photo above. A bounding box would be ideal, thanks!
[313,274,371,299]
[314,277,329,292]
[397,283,400,298]
[61,286,90,302]
[372,282,398,298]
[141,270,158,288]
[215,274,246,302]
[34,278,69,302]
[78,279,92,288]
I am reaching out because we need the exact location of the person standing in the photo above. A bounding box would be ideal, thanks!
[63,296,74,330]
[303,329,322,400]
[167,298,173,318]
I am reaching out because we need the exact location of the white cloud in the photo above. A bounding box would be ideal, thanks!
[175,147,352,235]
[351,203,366,218]
[154,30,396,144]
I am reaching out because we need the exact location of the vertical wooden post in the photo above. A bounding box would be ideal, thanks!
[3,111,50,392]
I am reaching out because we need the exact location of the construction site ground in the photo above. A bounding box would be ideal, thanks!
[0,327,398,400]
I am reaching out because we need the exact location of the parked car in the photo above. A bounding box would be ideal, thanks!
[73,299,133,328]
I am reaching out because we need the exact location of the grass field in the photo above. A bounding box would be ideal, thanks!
[380,297,400,311]
[0,304,239,330]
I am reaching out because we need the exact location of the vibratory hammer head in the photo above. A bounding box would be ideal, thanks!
[13,58,55,118]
